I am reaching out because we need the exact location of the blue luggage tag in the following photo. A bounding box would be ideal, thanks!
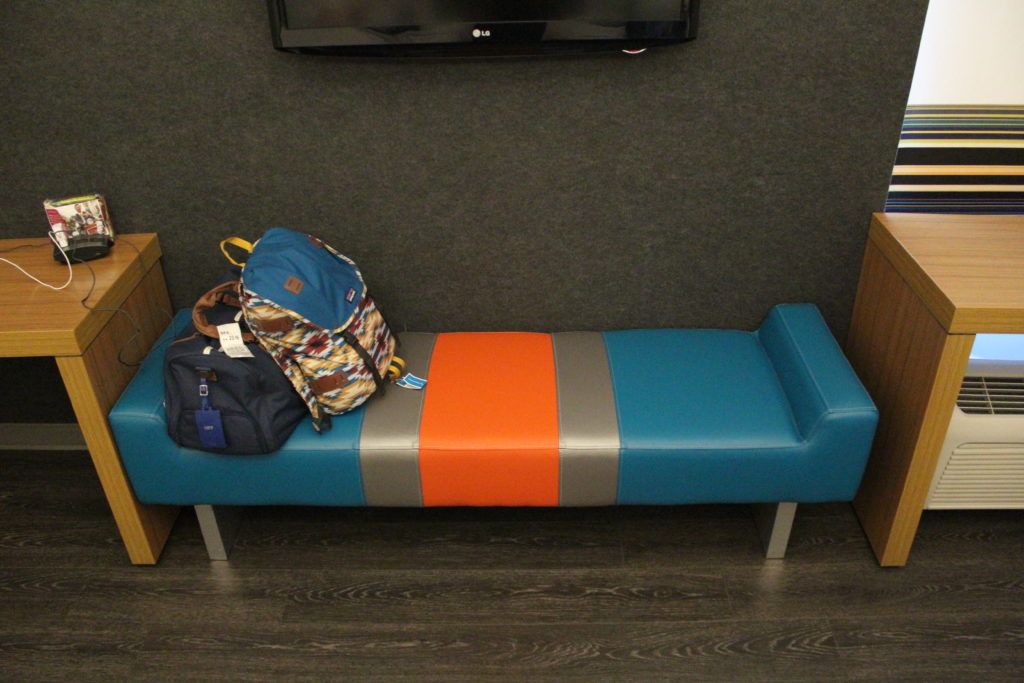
[396,373,427,390]
[196,375,227,449]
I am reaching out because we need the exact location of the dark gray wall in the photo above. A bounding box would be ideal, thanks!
[1,1,928,422]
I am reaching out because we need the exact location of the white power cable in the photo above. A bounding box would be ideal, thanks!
[0,232,74,291]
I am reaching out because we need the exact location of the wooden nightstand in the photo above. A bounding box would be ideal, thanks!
[846,213,1024,566]
[0,234,179,564]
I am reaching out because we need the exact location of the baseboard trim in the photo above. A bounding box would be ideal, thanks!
[0,423,87,450]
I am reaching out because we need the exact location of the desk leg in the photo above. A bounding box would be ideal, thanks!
[55,262,180,565]
[59,355,178,564]
[846,241,973,566]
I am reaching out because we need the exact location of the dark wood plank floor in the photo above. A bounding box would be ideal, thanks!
[2,450,1022,681]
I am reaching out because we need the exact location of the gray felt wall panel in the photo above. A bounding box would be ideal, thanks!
[0,1,928,422]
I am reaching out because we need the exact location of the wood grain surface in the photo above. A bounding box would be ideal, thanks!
[847,237,975,566]
[869,213,1024,334]
[0,234,162,357]
[1,233,180,565]
[1,451,1022,681]
[846,213,1024,567]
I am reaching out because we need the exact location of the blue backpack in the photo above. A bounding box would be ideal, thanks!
[222,228,401,432]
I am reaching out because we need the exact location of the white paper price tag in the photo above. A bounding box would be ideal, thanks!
[216,323,254,358]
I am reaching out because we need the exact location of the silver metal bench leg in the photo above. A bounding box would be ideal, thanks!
[752,502,797,559]
[195,505,241,561]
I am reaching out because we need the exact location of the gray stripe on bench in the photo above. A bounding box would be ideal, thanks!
[359,332,437,507]
[552,332,621,506]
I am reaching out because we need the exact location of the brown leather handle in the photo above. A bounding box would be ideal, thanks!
[192,280,255,342]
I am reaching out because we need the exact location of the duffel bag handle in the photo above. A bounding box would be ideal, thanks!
[193,280,256,342]
[220,237,254,267]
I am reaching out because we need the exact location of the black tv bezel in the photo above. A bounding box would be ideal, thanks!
[266,0,700,58]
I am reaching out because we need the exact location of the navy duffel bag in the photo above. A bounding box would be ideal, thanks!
[163,278,307,454]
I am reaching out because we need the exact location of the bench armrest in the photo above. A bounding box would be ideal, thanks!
[756,304,877,441]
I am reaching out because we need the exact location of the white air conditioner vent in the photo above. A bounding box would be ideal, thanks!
[929,443,1024,509]
[957,376,1024,415]
[927,338,1024,510]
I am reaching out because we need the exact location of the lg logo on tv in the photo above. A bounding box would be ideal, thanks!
[472,29,491,38]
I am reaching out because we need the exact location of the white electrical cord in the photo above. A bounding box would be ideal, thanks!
[0,232,74,291]
[0,233,174,367]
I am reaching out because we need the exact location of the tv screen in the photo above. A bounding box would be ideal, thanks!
[268,0,700,57]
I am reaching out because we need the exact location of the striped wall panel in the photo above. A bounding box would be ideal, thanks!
[886,105,1024,214]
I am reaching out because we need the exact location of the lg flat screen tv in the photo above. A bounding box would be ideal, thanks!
[267,0,700,57]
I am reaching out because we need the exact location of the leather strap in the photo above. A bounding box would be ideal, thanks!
[192,281,256,342]
[247,316,294,334]
[309,370,350,395]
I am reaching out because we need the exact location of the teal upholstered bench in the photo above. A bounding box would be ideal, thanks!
[110,304,878,561]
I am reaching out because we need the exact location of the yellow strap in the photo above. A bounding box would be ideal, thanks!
[387,356,407,381]
[219,237,254,266]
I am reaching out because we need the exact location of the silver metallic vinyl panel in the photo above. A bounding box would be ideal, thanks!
[359,332,436,507]
[552,332,621,506]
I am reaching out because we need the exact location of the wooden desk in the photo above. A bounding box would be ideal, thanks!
[0,234,179,564]
[846,213,1024,566]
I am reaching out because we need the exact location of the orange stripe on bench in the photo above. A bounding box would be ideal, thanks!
[418,332,560,506]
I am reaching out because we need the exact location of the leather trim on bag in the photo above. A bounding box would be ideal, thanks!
[248,317,294,334]
[309,370,350,395]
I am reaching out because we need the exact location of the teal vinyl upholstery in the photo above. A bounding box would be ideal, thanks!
[605,304,878,504]
[109,304,877,510]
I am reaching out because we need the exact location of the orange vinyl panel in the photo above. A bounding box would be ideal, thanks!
[419,332,560,506]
